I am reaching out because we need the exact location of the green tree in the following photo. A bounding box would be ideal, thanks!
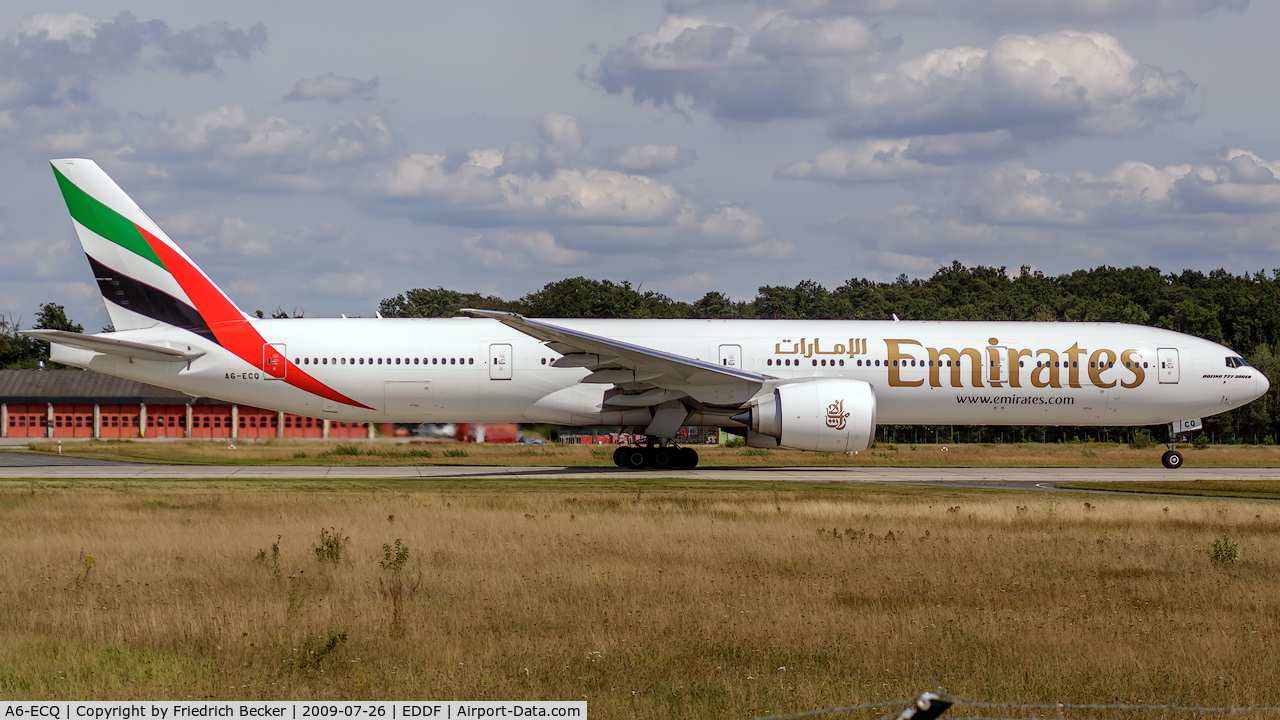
[380,288,510,318]
[33,303,83,334]
[24,303,84,368]
[515,277,689,319]
[0,315,42,369]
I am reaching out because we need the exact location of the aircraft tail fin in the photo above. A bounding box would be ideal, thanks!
[49,158,246,341]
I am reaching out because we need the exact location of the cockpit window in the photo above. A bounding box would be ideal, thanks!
[1226,356,1251,368]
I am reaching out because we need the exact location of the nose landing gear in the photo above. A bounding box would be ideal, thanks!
[1162,421,1186,469]
[612,437,699,470]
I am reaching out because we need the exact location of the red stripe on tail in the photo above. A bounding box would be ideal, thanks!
[138,226,373,410]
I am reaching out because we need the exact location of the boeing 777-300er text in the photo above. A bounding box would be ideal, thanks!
[24,159,1271,469]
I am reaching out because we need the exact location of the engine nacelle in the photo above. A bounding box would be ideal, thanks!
[736,379,876,453]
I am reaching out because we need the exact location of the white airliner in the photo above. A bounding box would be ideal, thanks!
[24,159,1270,469]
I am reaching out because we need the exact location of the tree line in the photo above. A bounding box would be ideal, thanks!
[7,264,1278,444]
[380,262,1280,444]
[0,303,83,370]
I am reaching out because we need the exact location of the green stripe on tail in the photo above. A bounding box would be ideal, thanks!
[52,166,165,269]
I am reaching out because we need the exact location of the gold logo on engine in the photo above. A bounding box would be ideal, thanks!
[825,399,850,430]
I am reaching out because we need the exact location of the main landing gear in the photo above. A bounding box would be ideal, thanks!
[612,437,699,470]
[1162,423,1185,469]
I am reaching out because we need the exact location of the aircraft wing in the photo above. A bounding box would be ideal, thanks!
[20,330,205,363]
[462,309,769,406]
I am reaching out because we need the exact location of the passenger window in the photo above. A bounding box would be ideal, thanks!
[294,358,300,364]
[322,358,328,365]
[838,359,844,366]
[541,358,547,365]
[432,358,437,365]
[377,358,383,365]
[450,358,456,365]
[469,358,474,364]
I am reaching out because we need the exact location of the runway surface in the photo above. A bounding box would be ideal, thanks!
[1,451,1278,490]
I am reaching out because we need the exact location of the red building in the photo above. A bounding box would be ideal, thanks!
[0,370,370,440]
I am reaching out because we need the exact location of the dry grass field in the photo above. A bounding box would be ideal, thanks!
[18,438,1280,467]
[1,478,1279,719]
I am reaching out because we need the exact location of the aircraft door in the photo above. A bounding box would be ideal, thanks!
[1158,348,1179,384]
[719,344,741,368]
[489,343,513,380]
[263,343,287,380]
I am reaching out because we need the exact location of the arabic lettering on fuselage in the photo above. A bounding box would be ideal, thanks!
[772,337,1148,389]
[774,338,867,358]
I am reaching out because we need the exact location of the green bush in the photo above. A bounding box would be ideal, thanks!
[330,444,363,456]
[313,527,348,564]
[1192,434,1211,450]
[724,436,746,448]
[1129,429,1156,450]
[1211,534,1239,564]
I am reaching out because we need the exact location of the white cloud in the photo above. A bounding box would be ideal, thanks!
[748,12,886,58]
[363,116,786,261]
[963,149,1280,227]
[595,13,896,121]
[598,20,1194,144]
[0,238,76,281]
[666,0,1247,23]
[539,113,586,167]
[0,12,269,158]
[162,209,351,262]
[17,13,98,45]
[834,31,1194,140]
[308,270,383,297]
[461,230,587,269]
[779,139,936,182]
[284,73,379,103]
[835,204,1051,254]
[121,105,397,191]
[369,151,685,225]
[662,271,719,294]
[780,131,1025,182]
[600,144,697,174]
[0,12,266,112]
[698,204,773,244]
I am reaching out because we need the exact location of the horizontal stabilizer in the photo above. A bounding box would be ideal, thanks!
[20,330,205,363]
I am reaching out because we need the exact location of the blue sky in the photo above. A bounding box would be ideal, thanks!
[1,0,1277,329]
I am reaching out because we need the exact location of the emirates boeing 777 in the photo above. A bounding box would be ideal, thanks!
[24,159,1270,469]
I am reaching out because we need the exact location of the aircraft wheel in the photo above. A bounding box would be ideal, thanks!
[677,447,699,470]
[613,446,628,468]
[652,448,675,469]
[1161,450,1184,469]
[624,447,649,470]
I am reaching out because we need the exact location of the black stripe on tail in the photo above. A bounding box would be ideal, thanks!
[87,255,218,344]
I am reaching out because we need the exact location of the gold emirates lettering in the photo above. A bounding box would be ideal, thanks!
[880,338,1144,389]
[769,336,1147,389]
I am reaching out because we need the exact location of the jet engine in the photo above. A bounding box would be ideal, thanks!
[732,379,876,453]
